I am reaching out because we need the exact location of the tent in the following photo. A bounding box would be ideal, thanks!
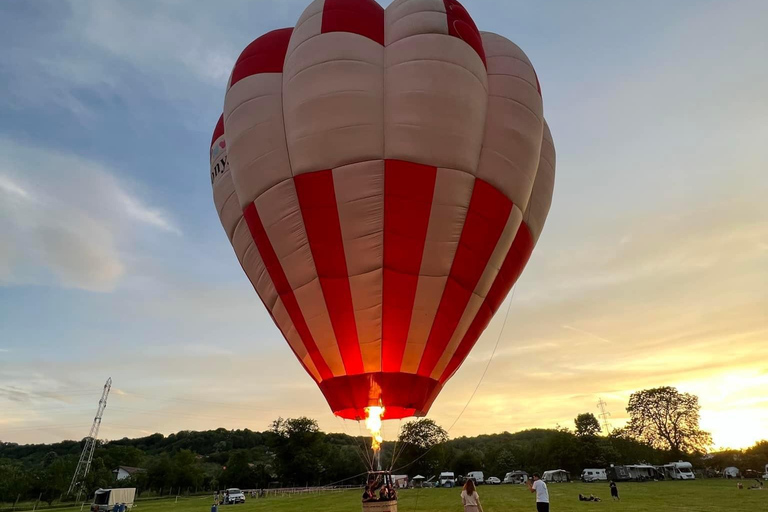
[723,467,740,479]
[412,475,426,488]
[542,470,570,483]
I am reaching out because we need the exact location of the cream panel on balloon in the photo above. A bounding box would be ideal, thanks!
[385,34,488,174]
[272,296,322,382]
[285,0,325,59]
[384,0,448,46]
[430,206,523,380]
[333,160,385,277]
[333,160,385,374]
[283,32,385,175]
[213,174,241,242]
[240,239,280,311]
[524,120,556,242]
[400,275,444,373]
[476,32,543,211]
[292,277,346,377]
[399,168,474,373]
[224,73,293,207]
[350,269,383,373]
[255,179,317,291]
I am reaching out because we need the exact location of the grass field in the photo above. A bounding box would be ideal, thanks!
[18,480,763,512]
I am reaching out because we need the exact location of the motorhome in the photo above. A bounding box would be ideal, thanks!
[91,488,136,512]
[439,472,456,488]
[466,471,484,484]
[763,464,768,480]
[580,468,607,482]
[503,471,528,484]
[662,461,695,480]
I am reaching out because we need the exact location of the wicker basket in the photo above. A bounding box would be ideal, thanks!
[362,500,398,512]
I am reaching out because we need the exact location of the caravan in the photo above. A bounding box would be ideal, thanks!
[580,468,607,482]
[503,471,528,484]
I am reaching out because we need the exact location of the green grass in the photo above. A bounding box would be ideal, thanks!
[9,481,766,512]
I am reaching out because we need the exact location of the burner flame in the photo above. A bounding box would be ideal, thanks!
[365,405,385,453]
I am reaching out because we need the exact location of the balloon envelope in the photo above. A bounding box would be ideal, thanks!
[213,0,556,420]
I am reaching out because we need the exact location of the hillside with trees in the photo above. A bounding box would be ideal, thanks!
[2,387,765,506]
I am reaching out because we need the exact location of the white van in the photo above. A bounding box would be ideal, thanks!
[467,471,484,484]
[580,468,607,482]
[439,472,456,488]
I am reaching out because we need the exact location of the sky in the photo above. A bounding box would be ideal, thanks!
[1,0,766,451]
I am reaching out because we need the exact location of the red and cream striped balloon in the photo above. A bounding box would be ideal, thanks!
[212,0,556,421]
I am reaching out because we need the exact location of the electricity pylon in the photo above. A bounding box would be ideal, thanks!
[67,378,112,501]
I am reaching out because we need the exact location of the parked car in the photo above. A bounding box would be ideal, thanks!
[225,489,245,504]
[486,477,501,485]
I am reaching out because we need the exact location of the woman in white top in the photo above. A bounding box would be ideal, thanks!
[461,479,484,512]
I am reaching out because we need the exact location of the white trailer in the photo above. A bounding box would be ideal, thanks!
[91,488,136,512]
[580,468,607,482]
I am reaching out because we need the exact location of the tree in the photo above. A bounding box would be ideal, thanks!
[574,413,602,437]
[397,419,448,477]
[398,419,448,451]
[625,386,712,455]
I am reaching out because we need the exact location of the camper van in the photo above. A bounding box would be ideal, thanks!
[503,471,528,484]
[91,488,136,512]
[662,461,695,480]
[580,468,607,482]
[466,471,484,484]
[439,472,456,488]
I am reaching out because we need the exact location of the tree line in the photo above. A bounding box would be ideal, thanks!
[1,387,765,506]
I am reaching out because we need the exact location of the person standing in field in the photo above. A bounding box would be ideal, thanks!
[609,480,620,500]
[461,479,484,512]
[527,474,550,512]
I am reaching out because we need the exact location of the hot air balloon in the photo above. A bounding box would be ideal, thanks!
[211,0,556,426]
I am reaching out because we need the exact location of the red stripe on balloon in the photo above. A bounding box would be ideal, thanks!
[382,160,437,373]
[321,0,385,46]
[417,179,512,377]
[211,115,224,148]
[229,28,293,88]
[294,170,365,376]
[438,222,534,384]
[318,372,442,420]
[242,202,334,381]
[444,0,486,67]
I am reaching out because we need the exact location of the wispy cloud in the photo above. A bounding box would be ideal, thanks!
[0,138,180,291]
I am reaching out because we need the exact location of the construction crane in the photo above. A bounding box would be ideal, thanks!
[67,378,112,501]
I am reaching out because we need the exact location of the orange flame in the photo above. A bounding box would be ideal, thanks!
[364,405,385,452]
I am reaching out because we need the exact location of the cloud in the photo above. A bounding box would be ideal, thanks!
[0,138,180,291]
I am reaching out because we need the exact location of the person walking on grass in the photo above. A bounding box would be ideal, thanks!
[527,474,550,512]
[609,480,620,500]
[461,479,484,512]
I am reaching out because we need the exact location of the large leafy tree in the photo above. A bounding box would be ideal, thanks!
[625,386,712,455]
[574,413,602,437]
[397,419,448,477]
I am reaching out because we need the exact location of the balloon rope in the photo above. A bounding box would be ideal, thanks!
[446,284,516,432]
[392,286,517,475]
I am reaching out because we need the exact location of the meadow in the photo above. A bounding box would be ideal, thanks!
[16,480,763,512]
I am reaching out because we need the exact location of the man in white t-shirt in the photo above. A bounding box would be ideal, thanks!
[526,474,550,512]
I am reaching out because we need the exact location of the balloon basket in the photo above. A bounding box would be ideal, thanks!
[362,501,398,512]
